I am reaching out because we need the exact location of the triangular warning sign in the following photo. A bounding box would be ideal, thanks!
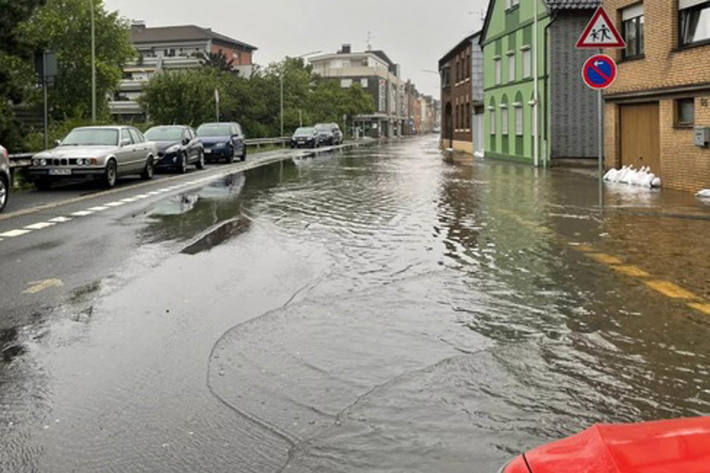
[576,7,626,49]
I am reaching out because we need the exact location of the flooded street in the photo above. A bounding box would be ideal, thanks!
[2,136,710,472]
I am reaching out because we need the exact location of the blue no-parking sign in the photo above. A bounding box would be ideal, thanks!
[582,54,617,90]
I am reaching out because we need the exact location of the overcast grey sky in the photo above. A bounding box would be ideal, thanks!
[104,0,489,97]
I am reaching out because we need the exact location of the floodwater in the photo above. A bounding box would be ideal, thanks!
[2,136,710,472]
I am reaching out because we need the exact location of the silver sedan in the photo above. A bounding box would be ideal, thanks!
[0,144,9,212]
[28,126,158,189]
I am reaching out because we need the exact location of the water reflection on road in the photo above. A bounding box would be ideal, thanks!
[2,137,710,472]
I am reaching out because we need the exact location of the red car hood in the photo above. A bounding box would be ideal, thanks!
[524,417,710,473]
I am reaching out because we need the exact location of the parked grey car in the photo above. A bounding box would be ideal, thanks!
[0,144,10,212]
[315,123,343,145]
[28,126,157,189]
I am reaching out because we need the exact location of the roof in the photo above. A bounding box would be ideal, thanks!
[439,31,481,68]
[131,25,257,51]
[368,50,395,66]
[544,0,600,10]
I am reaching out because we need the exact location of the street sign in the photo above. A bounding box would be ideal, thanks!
[582,55,617,90]
[576,7,626,49]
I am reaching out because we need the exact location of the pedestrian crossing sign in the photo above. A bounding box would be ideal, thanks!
[576,7,626,49]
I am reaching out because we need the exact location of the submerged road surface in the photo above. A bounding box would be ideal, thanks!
[2,136,710,472]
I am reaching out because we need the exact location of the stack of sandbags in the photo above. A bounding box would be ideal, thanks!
[603,165,661,188]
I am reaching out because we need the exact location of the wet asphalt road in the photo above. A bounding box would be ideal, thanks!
[2,136,710,472]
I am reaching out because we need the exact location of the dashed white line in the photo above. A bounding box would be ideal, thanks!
[105,202,125,207]
[49,217,72,223]
[87,206,108,212]
[25,222,56,230]
[0,229,32,238]
[120,198,138,203]
[71,210,94,217]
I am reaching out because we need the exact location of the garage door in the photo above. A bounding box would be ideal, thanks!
[620,102,661,176]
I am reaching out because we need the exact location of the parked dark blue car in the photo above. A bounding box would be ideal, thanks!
[196,122,246,163]
[145,125,205,174]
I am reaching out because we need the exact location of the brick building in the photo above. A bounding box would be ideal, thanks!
[439,32,483,154]
[603,0,710,192]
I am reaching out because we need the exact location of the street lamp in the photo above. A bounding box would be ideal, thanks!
[280,50,322,136]
[90,0,96,123]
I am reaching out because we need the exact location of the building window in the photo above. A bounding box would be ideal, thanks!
[466,103,471,129]
[506,0,520,9]
[501,107,509,135]
[466,54,471,79]
[361,78,369,88]
[680,1,710,46]
[507,53,515,82]
[495,58,502,85]
[621,4,644,59]
[489,108,496,134]
[675,98,695,127]
[340,78,353,88]
[522,48,531,78]
[514,105,523,136]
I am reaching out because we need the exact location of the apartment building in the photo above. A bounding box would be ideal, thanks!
[110,22,257,120]
[603,0,710,192]
[309,45,405,138]
[439,32,484,154]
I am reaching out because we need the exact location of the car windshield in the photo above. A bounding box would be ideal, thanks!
[197,125,232,137]
[61,129,118,146]
[295,127,315,135]
[315,124,331,130]
[145,127,184,141]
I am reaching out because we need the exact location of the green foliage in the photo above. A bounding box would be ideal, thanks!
[0,0,45,150]
[19,0,135,120]
[139,57,375,138]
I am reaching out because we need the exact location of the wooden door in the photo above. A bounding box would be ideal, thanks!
[620,103,661,176]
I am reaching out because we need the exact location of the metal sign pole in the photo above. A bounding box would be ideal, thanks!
[43,51,49,151]
[598,88,604,211]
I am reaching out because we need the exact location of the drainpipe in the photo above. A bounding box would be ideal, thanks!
[543,12,558,168]
[533,0,540,168]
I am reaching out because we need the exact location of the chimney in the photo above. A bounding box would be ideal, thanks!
[340,44,352,54]
[131,20,146,31]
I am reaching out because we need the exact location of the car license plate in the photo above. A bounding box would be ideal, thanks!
[204,149,212,154]
[298,141,305,144]
[49,169,71,176]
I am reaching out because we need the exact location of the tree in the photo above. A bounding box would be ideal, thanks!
[0,0,46,149]
[199,51,235,73]
[139,69,221,126]
[19,0,135,120]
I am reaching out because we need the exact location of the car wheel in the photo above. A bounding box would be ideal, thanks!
[104,160,118,188]
[0,175,8,212]
[196,150,205,170]
[178,152,187,174]
[141,157,154,180]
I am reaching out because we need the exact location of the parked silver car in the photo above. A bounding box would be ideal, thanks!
[0,144,10,212]
[28,126,157,189]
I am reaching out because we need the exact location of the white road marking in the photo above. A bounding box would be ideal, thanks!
[120,198,138,203]
[49,217,72,223]
[0,229,32,238]
[24,222,56,230]
[134,194,149,200]
[148,191,161,196]
[88,206,108,212]
[105,202,125,207]
[71,210,94,217]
